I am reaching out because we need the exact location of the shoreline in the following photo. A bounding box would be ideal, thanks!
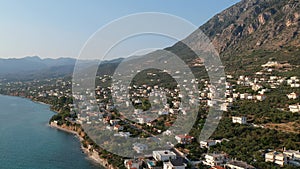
[49,123,79,135]
[0,94,109,168]
[49,122,109,168]
[34,100,51,106]
[0,94,118,169]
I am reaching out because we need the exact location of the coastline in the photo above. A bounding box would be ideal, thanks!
[0,94,108,169]
[49,122,79,135]
[49,122,112,169]
[0,94,119,169]
[34,100,51,106]
[0,94,109,168]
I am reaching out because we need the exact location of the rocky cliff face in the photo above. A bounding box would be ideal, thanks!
[189,0,300,58]
[170,0,299,75]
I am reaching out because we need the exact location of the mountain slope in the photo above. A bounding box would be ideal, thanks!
[201,0,300,54]
[178,0,300,74]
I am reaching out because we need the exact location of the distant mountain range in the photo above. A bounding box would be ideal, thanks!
[1,0,299,81]
[0,56,77,81]
[0,56,125,81]
[0,56,76,74]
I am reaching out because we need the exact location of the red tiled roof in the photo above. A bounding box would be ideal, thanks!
[210,166,225,169]
[177,134,194,139]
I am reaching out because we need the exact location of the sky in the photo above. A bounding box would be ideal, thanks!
[0,0,241,59]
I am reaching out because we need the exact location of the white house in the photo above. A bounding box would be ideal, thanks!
[291,83,300,88]
[290,76,298,80]
[207,92,214,99]
[258,88,270,95]
[252,84,263,91]
[227,98,235,103]
[247,95,254,100]
[287,92,299,99]
[289,104,300,113]
[262,61,279,68]
[200,140,216,148]
[284,150,300,161]
[232,116,247,124]
[240,93,249,100]
[265,151,287,167]
[153,150,177,162]
[265,151,275,162]
[202,153,228,166]
[256,94,266,101]
[233,93,240,98]
[220,103,229,111]
[226,160,256,169]
[175,135,194,144]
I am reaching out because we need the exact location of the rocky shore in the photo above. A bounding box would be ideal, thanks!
[50,122,118,169]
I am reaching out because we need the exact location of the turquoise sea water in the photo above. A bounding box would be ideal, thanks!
[0,95,102,169]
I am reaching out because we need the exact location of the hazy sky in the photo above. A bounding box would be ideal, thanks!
[0,0,241,59]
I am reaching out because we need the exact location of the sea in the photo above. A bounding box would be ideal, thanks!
[0,95,103,169]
